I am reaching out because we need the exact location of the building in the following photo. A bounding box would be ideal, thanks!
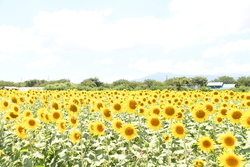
[207,82,235,89]
[1,86,44,91]
[220,84,236,90]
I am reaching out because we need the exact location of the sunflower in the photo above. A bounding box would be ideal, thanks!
[88,121,95,134]
[162,105,177,120]
[51,100,60,110]
[171,123,185,139]
[125,99,137,114]
[112,118,123,133]
[192,107,208,123]
[150,106,161,116]
[218,132,237,150]
[12,104,20,113]
[138,108,146,116]
[56,120,67,133]
[68,115,78,127]
[146,116,161,131]
[1,99,10,110]
[121,124,137,141]
[101,108,113,121]
[14,123,27,139]
[68,103,79,115]
[198,135,215,153]
[10,96,18,104]
[24,117,38,130]
[241,111,250,129]
[219,151,244,167]
[212,97,220,104]
[219,107,228,118]
[69,129,81,143]
[162,134,171,143]
[37,108,51,123]
[193,159,205,167]
[244,100,250,108]
[92,120,106,136]
[175,111,184,121]
[6,110,19,120]
[51,110,62,122]
[227,109,243,124]
[19,96,25,103]
[111,101,123,113]
[214,115,223,124]
[204,103,214,114]
[95,101,104,112]
[22,109,33,118]
[37,108,48,122]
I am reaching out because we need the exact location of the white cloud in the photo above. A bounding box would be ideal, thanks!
[0,54,11,61]
[29,1,250,53]
[94,58,113,65]
[27,55,60,68]
[203,40,250,57]
[0,25,41,54]
[1,0,250,56]
[130,57,250,76]
[130,58,209,76]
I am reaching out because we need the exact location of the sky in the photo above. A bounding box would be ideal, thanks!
[0,0,250,84]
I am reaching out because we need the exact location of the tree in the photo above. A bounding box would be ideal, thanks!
[112,79,130,87]
[143,79,165,89]
[0,80,15,87]
[164,77,190,90]
[236,76,250,87]
[80,77,103,87]
[191,76,208,87]
[23,79,47,87]
[210,76,235,84]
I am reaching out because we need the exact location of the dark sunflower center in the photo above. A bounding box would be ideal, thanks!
[232,111,242,119]
[97,124,104,132]
[176,126,184,134]
[103,109,111,117]
[203,140,211,148]
[224,137,235,146]
[165,107,175,116]
[53,112,60,119]
[114,103,121,110]
[69,104,77,112]
[151,118,160,126]
[153,108,160,115]
[129,100,137,109]
[226,156,239,166]
[220,109,227,115]
[196,110,205,118]
[29,120,35,126]
[125,127,134,135]
[116,122,122,129]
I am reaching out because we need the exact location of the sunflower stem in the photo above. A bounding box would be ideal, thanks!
[183,137,189,166]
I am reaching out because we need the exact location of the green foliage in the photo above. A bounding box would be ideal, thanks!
[236,76,250,87]
[112,79,130,87]
[230,86,250,92]
[80,77,104,87]
[190,76,208,87]
[0,80,16,87]
[199,86,212,92]
[1,75,250,91]
[210,76,235,84]
[164,77,190,91]
[44,82,75,90]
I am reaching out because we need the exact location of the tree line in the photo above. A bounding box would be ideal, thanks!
[0,76,250,91]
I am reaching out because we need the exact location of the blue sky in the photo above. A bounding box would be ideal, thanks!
[1,0,250,83]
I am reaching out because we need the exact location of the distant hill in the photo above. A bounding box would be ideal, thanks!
[133,72,246,82]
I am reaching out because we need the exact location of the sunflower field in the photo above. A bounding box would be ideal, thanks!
[0,89,250,167]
